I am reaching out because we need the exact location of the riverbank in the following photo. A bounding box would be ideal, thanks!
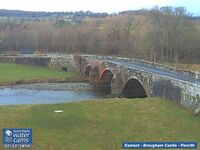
[0,62,79,86]
[7,82,94,91]
[0,76,83,87]
[0,97,199,150]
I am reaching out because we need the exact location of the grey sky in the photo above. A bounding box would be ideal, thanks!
[0,0,199,16]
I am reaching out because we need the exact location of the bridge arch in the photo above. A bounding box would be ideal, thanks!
[122,77,147,98]
[89,65,100,84]
[84,64,92,80]
[99,69,114,84]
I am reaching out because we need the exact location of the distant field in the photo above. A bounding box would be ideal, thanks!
[0,63,74,83]
[164,63,200,72]
[0,98,199,150]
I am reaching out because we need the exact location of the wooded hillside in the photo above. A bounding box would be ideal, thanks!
[0,7,199,63]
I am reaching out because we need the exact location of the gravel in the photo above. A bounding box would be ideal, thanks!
[8,82,95,91]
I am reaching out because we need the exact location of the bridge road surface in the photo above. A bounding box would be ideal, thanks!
[102,59,200,85]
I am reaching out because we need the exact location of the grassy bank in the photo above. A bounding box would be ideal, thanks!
[0,63,75,84]
[0,98,199,150]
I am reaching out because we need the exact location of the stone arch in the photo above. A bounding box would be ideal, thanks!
[84,64,92,80]
[99,69,114,85]
[122,77,147,98]
[89,65,100,84]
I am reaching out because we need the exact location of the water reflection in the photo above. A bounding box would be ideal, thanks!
[92,84,111,95]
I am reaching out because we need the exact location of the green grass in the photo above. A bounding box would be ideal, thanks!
[162,62,200,72]
[0,98,199,150]
[0,63,74,83]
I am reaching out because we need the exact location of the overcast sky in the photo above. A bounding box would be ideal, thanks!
[0,0,199,16]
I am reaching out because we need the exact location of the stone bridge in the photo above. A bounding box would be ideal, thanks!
[79,55,200,111]
[0,54,199,111]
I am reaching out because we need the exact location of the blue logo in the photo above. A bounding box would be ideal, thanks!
[2,128,32,148]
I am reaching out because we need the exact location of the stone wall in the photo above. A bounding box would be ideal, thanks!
[15,57,51,66]
[0,55,51,66]
[48,55,82,75]
[0,55,81,74]
[0,56,16,63]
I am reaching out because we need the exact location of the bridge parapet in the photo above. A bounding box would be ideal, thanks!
[93,55,199,80]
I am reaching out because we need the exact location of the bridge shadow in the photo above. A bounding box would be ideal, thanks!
[122,78,147,98]
[94,69,114,94]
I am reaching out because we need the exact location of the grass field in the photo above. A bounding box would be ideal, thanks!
[163,62,200,72]
[0,63,74,83]
[0,98,199,150]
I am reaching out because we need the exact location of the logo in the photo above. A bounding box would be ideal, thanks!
[2,128,32,148]
[5,130,12,136]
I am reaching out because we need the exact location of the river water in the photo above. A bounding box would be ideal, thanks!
[0,83,111,105]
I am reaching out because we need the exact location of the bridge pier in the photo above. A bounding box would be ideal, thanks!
[110,74,123,97]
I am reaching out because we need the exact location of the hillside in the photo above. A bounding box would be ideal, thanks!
[0,8,200,64]
[0,9,108,19]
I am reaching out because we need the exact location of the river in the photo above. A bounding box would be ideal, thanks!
[0,83,111,105]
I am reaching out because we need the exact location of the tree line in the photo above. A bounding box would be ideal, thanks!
[0,7,199,63]
[0,9,108,18]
